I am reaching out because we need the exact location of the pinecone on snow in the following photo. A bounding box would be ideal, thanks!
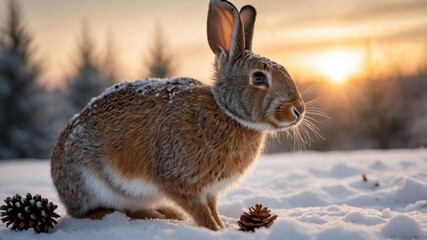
[0,193,60,233]
[237,204,278,232]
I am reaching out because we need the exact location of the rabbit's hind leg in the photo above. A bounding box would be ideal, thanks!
[126,209,165,220]
[80,208,115,220]
[169,194,219,231]
[207,195,225,229]
[156,206,187,220]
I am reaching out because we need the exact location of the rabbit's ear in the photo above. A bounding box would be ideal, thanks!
[207,0,245,61]
[240,5,256,51]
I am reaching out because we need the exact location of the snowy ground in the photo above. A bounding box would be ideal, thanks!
[0,149,427,239]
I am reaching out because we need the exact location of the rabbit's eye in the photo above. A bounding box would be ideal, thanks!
[253,72,267,85]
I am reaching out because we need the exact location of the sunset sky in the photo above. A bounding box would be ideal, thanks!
[1,0,426,87]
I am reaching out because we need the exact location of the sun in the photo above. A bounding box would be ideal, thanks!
[312,49,362,84]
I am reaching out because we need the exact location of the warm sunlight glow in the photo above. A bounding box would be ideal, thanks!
[311,49,363,84]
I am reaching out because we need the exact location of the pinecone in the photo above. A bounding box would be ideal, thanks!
[0,193,60,233]
[237,204,278,232]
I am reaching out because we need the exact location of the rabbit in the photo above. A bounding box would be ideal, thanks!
[51,0,305,231]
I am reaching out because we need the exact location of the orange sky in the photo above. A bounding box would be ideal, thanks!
[0,0,426,86]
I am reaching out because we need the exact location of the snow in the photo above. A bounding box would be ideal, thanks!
[87,77,201,108]
[1,149,427,239]
[245,50,285,72]
[63,120,85,152]
[382,215,425,239]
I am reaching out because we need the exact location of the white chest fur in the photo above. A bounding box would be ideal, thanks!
[201,174,242,202]
[81,167,167,212]
[81,164,247,212]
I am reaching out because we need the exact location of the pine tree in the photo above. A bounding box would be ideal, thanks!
[143,25,176,78]
[65,21,109,117]
[102,29,120,86]
[0,0,49,159]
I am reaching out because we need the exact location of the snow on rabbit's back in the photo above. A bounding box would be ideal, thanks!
[50,0,305,231]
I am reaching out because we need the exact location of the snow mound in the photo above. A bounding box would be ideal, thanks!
[311,163,362,179]
[369,161,387,170]
[322,185,356,199]
[345,176,427,210]
[382,215,425,239]
[405,200,427,212]
[296,214,328,224]
[317,226,373,240]
[343,211,385,225]
[389,177,427,205]
[286,191,328,207]
[266,219,313,240]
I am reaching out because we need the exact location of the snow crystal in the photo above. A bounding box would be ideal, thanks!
[86,78,201,108]
[64,121,86,152]
[69,113,80,123]
[134,77,200,104]
[134,79,163,96]
[87,81,133,107]
[244,50,286,72]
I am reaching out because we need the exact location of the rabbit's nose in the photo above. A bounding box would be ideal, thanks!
[292,106,301,118]
[291,99,305,120]
[274,99,305,124]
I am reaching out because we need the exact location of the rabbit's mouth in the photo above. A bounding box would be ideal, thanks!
[219,99,304,132]
[273,116,304,131]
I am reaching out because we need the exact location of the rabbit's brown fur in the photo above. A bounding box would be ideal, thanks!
[98,85,264,186]
[51,0,305,231]
[51,80,265,230]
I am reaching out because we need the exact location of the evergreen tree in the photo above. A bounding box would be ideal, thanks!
[65,21,108,117]
[143,25,176,78]
[0,0,49,159]
[102,29,120,86]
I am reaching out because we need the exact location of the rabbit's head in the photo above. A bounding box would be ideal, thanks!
[208,0,305,131]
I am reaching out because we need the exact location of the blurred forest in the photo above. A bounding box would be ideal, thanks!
[0,0,426,159]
